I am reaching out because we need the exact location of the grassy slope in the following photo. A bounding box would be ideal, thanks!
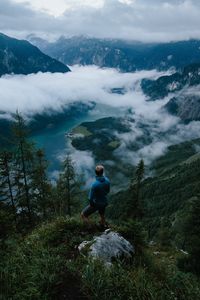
[1,217,200,300]
[1,134,200,299]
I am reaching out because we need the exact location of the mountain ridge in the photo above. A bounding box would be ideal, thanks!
[0,33,70,76]
[28,35,200,72]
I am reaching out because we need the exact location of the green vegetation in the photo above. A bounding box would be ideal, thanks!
[108,138,200,275]
[71,117,131,160]
[150,139,200,175]
[1,114,200,299]
[177,196,200,275]
[71,117,134,190]
[1,217,200,299]
[0,218,89,299]
[72,125,92,137]
[107,140,121,148]
[56,155,82,217]
[0,112,83,231]
[0,32,70,77]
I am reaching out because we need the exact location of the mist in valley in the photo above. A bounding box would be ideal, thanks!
[1,65,200,184]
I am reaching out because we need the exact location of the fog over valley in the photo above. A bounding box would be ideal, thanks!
[0,66,165,116]
[1,65,200,185]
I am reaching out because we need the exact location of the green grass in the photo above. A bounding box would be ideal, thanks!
[0,217,91,300]
[72,125,92,137]
[108,140,121,149]
[181,152,200,165]
[0,217,200,300]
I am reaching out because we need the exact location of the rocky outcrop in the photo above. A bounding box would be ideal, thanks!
[78,229,134,264]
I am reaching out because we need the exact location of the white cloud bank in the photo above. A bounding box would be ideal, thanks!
[0,66,164,116]
[1,0,200,42]
[0,65,200,171]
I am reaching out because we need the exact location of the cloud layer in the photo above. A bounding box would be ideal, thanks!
[1,65,200,185]
[0,66,164,116]
[1,0,200,42]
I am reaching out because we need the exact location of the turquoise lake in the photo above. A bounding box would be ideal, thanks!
[32,103,123,173]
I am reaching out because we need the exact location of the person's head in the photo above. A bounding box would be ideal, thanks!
[95,165,104,176]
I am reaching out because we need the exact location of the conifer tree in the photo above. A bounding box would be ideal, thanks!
[32,149,51,219]
[0,150,17,226]
[12,111,34,225]
[56,155,79,217]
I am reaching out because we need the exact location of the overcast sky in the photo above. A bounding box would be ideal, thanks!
[1,0,200,42]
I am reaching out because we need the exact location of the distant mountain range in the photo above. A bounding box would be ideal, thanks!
[28,35,200,72]
[141,63,200,100]
[0,33,70,76]
[141,62,200,122]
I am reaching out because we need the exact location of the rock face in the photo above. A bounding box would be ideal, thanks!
[29,36,200,72]
[78,229,134,264]
[141,63,200,100]
[0,33,70,76]
[164,94,200,122]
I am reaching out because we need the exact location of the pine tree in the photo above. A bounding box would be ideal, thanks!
[0,150,17,226]
[56,155,80,217]
[31,149,51,219]
[12,111,34,225]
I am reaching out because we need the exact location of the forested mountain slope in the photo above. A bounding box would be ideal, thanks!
[29,35,200,72]
[108,138,200,245]
[1,114,200,299]
[0,33,70,76]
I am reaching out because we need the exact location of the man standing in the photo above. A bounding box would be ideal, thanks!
[81,165,110,228]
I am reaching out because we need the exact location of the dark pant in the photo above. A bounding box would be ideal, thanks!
[82,204,106,217]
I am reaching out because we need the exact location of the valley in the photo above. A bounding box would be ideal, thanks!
[1,30,200,299]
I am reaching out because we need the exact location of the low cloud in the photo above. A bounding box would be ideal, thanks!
[56,142,95,187]
[0,66,164,117]
[1,65,200,175]
[70,149,95,187]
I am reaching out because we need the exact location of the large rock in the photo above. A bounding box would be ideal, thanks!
[78,229,134,264]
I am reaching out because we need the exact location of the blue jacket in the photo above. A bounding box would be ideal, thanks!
[89,176,110,207]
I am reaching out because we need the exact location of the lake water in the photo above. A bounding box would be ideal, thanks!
[32,103,123,173]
